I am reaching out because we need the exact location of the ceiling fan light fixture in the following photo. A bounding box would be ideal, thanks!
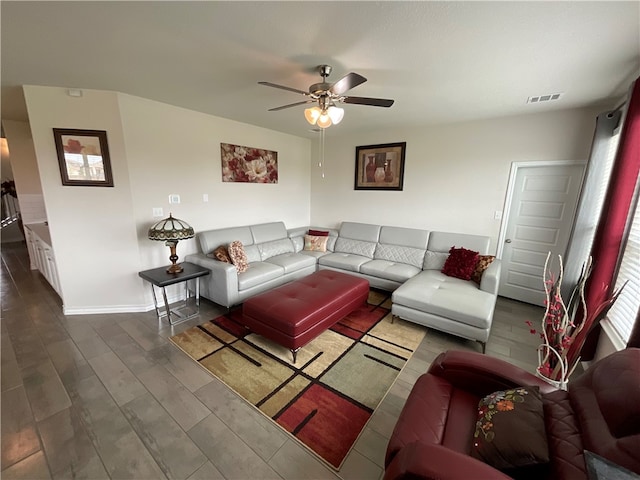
[316,111,333,129]
[327,106,344,125]
[304,106,322,125]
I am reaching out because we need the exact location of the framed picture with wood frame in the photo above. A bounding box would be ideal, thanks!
[53,128,114,187]
[354,142,406,191]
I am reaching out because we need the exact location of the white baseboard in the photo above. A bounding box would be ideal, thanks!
[63,304,153,315]
[62,292,186,315]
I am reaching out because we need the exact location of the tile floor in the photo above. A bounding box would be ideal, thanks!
[1,241,544,480]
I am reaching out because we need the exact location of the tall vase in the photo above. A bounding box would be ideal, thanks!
[365,156,376,183]
[374,166,386,183]
[384,159,394,182]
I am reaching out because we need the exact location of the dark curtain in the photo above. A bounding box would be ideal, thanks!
[581,78,640,360]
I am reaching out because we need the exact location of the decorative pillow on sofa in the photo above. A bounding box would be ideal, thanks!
[207,245,231,263]
[228,240,249,273]
[472,255,496,284]
[471,386,549,470]
[308,229,329,237]
[304,234,328,252]
[442,246,479,280]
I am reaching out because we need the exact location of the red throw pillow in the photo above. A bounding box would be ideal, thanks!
[442,246,479,280]
[308,229,329,237]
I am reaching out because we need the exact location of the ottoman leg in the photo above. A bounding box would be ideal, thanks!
[291,348,300,364]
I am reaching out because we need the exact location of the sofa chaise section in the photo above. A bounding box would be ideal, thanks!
[391,232,501,352]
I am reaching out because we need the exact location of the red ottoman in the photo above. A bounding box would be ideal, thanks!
[242,270,369,362]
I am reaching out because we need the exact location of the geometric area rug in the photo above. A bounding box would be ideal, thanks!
[169,289,427,469]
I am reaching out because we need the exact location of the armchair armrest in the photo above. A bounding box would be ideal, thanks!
[384,442,512,480]
[184,253,238,308]
[480,258,501,295]
[428,350,557,397]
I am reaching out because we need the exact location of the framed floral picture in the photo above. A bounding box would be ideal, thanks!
[354,142,406,191]
[53,128,114,187]
[220,143,278,183]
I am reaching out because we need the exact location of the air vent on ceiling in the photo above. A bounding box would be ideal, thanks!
[527,93,563,104]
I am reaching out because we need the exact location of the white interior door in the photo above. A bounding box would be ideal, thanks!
[498,162,585,306]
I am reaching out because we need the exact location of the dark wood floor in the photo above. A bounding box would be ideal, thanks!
[1,240,544,480]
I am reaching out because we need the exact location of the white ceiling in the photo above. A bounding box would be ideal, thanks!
[2,1,639,138]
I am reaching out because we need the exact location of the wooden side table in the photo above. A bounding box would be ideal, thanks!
[138,262,210,325]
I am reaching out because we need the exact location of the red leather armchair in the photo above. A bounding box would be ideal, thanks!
[384,348,640,480]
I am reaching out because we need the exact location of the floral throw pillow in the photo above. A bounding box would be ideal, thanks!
[471,386,549,470]
[441,246,479,280]
[472,255,495,284]
[304,234,328,252]
[227,240,249,273]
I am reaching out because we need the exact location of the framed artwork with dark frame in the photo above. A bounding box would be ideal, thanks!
[354,142,406,191]
[53,128,114,187]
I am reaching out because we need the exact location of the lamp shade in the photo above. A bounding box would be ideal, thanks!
[304,106,322,125]
[327,106,344,124]
[316,111,332,129]
[148,214,194,241]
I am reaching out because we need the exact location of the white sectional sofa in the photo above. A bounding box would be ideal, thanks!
[185,221,501,351]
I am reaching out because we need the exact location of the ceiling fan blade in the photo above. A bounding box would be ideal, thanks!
[268,100,314,111]
[329,72,367,95]
[258,81,309,96]
[343,96,395,107]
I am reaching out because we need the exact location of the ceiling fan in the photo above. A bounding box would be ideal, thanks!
[258,65,394,128]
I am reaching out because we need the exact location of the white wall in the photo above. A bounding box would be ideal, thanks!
[311,107,600,253]
[23,86,144,312]
[22,85,312,313]
[117,93,312,271]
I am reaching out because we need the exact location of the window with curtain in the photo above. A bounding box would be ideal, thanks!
[605,186,640,344]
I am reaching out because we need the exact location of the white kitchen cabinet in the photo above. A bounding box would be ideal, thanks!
[24,223,61,296]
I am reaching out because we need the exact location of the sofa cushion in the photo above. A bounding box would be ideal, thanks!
[542,390,587,480]
[319,252,372,272]
[244,244,261,263]
[198,226,253,256]
[339,222,381,242]
[374,244,426,269]
[360,259,421,283]
[291,236,303,252]
[424,251,449,270]
[264,252,316,274]
[250,221,288,244]
[228,240,249,273]
[258,238,294,260]
[237,262,283,290]
[392,271,495,329]
[442,247,479,280]
[334,237,377,258]
[379,226,429,249]
[471,386,549,470]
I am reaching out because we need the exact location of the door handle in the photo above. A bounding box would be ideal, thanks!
[505,239,512,243]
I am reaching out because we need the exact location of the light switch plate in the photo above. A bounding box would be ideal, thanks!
[169,194,180,204]
[152,208,163,217]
